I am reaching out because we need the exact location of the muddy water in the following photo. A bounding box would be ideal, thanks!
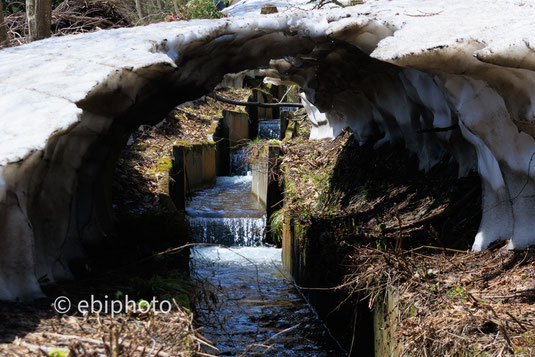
[187,175,342,356]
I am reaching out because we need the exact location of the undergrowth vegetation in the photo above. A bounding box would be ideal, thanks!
[1,0,225,48]
[258,112,535,355]
[0,88,253,355]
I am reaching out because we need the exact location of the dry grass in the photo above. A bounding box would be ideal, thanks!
[1,0,130,48]
[113,88,250,213]
[343,245,535,356]
[277,124,534,356]
[280,128,352,221]
[0,301,209,356]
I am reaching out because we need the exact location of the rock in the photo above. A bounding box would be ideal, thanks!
[1,0,535,299]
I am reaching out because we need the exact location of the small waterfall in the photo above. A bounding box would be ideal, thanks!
[258,119,281,140]
[186,140,338,355]
[186,175,264,247]
[188,216,266,246]
[229,148,250,176]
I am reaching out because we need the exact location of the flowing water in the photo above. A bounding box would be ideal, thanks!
[187,175,265,246]
[187,175,342,356]
[258,120,281,140]
[230,149,251,176]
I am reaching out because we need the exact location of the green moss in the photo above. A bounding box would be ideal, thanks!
[156,157,173,173]
[206,119,221,139]
[266,139,281,146]
[48,349,68,357]
[284,121,297,141]
[127,275,193,311]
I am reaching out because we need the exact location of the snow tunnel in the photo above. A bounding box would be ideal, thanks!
[2,1,535,300]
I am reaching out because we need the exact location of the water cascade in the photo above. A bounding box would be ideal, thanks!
[258,120,281,140]
[187,125,340,355]
[229,148,250,176]
[186,175,265,246]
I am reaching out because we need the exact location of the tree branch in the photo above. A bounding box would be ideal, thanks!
[210,92,303,108]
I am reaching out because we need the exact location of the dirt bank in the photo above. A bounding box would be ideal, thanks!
[274,121,534,356]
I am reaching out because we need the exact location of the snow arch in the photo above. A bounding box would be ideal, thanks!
[2,0,535,299]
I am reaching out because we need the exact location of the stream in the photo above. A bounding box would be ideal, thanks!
[187,164,341,355]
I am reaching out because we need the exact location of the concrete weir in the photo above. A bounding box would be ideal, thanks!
[251,144,284,243]
[170,144,216,209]
[2,0,535,302]
[171,109,256,208]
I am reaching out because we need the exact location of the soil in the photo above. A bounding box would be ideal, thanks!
[278,125,535,356]
[113,88,250,214]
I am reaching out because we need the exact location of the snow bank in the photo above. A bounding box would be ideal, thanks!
[1,0,535,299]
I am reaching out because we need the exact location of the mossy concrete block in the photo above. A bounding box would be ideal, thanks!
[253,88,273,121]
[183,143,216,192]
[252,144,280,204]
[223,110,250,147]
[212,117,230,176]
[252,144,283,244]
[282,217,305,280]
[172,143,216,207]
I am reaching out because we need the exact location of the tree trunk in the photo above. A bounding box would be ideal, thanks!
[26,0,52,42]
[156,0,163,11]
[135,0,144,21]
[0,0,8,46]
[173,0,180,18]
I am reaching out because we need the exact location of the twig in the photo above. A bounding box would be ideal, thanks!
[404,10,443,17]
[505,312,529,332]
[210,92,303,108]
[383,187,478,233]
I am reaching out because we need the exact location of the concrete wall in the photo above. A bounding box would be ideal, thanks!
[281,217,407,357]
[253,88,273,121]
[282,217,304,280]
[246,89,272,138]
[170,143,216,209]
[212,119,230,177]
[252,145,283,244]
[185,144,216,192]
[223,110,250,148]
[251,145,281,204]
[281,217,375,356]
[210,110,254,176]
[252,147,269,205]
[373,289,400,357]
